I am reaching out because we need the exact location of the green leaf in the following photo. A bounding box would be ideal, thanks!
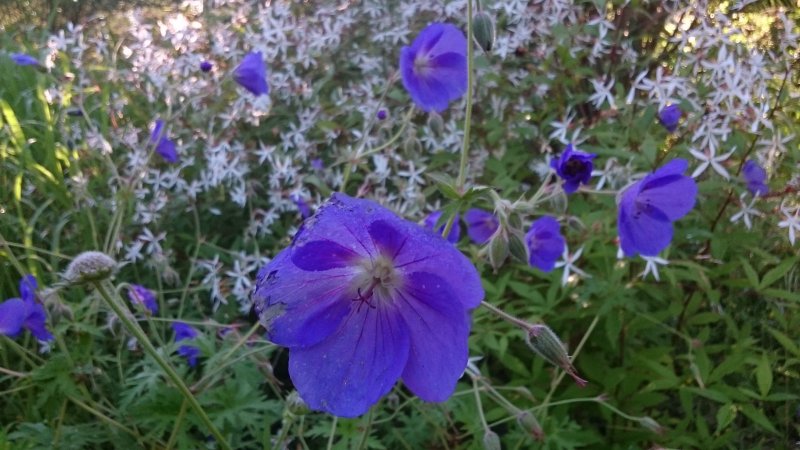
[755,354,772,397]
[759,257,798,289]
[739,404,778,434]
[740,258,759,289]
[714,404,736,434]
[768,328,800,357]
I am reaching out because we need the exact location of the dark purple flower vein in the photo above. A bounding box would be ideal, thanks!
[342,221,374,262]
[394,255,435,269]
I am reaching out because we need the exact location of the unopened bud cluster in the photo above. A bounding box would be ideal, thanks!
[64,251,117,285]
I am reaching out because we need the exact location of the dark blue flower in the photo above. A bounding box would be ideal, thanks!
[424,210,460,243]
[0,275,53,341]
[377,109,388,120]
[172,322,200,367]
[400,23,467,113]
[200,60,213,73]
[464,209,498,244]
[127,284,158,315]
[11,53,38,66]
[550,144,596,194]
[233,51,269,96]
[150,120,179,163]
[253,193,483,417]
[742,160,768,196]
[292,195,312,219]
[618,159,697,257]
[525,216,565,272]
[658,104,682,133]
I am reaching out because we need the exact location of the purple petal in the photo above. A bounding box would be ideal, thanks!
[128,284,158,315]
[11,53,39,66]
[0,298,28,337]
[178,345,200,367]
[464,209,498,245]
[172,322,199,341]
[618,200,674,256]
[156,139,179,163]
[526,216,565,272]
[19,275,37,303]
[234,51,269,96]
[423,211,460,244]
[23,302,53,341]
[291,240,361,271]
[368,220,408,260]
[637,159,697,221]
[254,249,354,348]
[396,272,469,402]
[150,119,166,144]
[288,307,410,417]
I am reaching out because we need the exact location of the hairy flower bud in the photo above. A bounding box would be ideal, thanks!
[488,232,509,270]
[473,11,496,52]
[427,112,444,135]
[285,391,310,416]
[64,251,117,284]
[508,231,528,263]
[524,324,587,387]
[482,429,501,450]
[516,411,544,441]
[638,416,665,434]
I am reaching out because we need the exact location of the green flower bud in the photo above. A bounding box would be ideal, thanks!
[638,416,665,434]
[508,231,528,263]
[427,112,444,135]
[516,411,544,441]
[285,391,310,416]
[473,11,496,52]
[64,251,117,285]
[488,232,509,271]
[482,429,501,450]
[524,324,587,387]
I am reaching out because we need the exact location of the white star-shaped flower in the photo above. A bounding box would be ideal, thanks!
[730,194,763,230]
[554,246,591,287]
[689,146,736,179]
[777,204,800,246]
[639,255,669,281]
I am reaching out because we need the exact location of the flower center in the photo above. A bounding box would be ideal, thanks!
[353,256,399,310]
[564,159,585,177]
[413,54,431,76]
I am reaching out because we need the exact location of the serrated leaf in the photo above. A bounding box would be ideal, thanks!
[755,354,772,397]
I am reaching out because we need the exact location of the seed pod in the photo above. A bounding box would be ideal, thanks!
[488,232,509,270]
[482,429,501,450]
[516,411,544,441]
[508,231,528,263]
[64,251,117,285]
[473,11,496,52]
[524,324,587,387]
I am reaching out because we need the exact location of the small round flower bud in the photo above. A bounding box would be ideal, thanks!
[200,60,213,72]
[285,391,310,416]
[516,411,544,441]
[377,109,388,120]
[637,416,665,434]
[482,429,501,450]
[473,11,496,52]
[64,251,117,284]
[427,112,444,135]
[524,324,587,387]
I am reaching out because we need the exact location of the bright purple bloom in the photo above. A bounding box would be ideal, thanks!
[199,60,213,72]
[233,51,268,96]
[742,160,768,196]
[658,104,682,133]
[525,217,565,272]
[424,210,460,243]
[292,195,312,219]
[464,209,498,244]
[127,284,158,314]
[172,322,200,367]
[253,194,483,417]
[550,144,596,194]
[0,275,53,341]
[618,159,697,257]
[11,53,38,66]
[149,120,179,163]
[311,158,324,170]
[377,109,388,120]
[400,23,467,113]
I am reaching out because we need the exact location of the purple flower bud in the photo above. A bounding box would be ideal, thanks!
[658,104,682,133]
[424,210,460,243]
[10,53,39,66]
[233,51,269,96]
[292,195,312,219]
[127,284,158,315]
[377,109,388,120]
[149,119,179,163]
[742,160,768,196]
[525,216,565,272]
[199,60,213,72]
[550,144,596,194]
[464,209,498,245]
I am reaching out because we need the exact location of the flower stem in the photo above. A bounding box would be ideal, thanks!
[540,314,599,409]
[92,280,231,450]
[455,0,475,192]
[480,300,535,332]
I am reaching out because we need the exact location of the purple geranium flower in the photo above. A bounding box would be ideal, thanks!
[525,216,565,272]
[252,193,483,417]
[127,284,158,315]
[658,104,682,133]
[464,209,499,244]
[550,144,596,194]
[172,322,200,367]
[618,159,697,257]
[742,160,768,196]
[399,23,467,113]
[0,275,53,341]
[233,51,269,96]
[11,53,39,66]
[292,195,312,219]
[150,120,179,163]
[424,210,460,243]
[199,60,213,72]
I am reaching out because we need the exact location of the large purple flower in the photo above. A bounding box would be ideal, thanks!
[172,322,200,367]
[618,159,697,257]
[0,275,53,341]
[150,120,179,163]
[252,194,483,417]
[399,23,467,113]
[424,210,460,243]
[742,160,768,196]
[234,51,269,96]
[464,209,498,244]
[550,144,597,194]
[658,104,682,133]
[525,216,565,272]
